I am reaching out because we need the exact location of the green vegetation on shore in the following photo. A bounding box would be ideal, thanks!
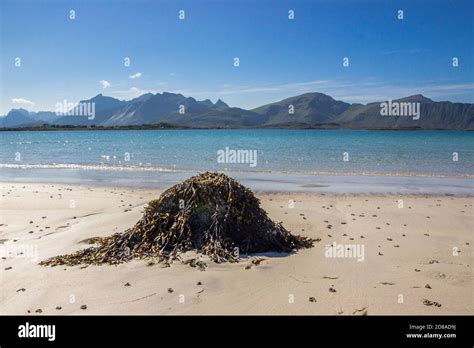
[2,122,467,131]
[0,123,191,131]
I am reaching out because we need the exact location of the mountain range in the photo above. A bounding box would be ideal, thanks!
[2,92,473,130]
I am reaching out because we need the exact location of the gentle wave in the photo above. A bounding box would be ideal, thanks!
[0,163,186,173]
[1,163,473,179]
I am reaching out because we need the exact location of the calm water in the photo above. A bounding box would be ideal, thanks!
[1,130,473,193]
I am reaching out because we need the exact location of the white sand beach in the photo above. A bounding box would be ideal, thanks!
[0,182,472,315]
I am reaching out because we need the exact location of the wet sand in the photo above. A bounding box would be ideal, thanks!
[0,182,472,315]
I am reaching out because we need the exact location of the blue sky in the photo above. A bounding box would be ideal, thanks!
[1,0,473,114]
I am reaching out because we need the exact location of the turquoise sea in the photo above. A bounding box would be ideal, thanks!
[1,129,473,194]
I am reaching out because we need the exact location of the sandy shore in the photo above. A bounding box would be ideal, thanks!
[0,182,472,315]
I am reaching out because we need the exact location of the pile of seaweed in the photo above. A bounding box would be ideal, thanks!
[40,172,313,267]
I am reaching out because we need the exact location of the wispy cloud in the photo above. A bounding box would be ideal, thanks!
[130,87,142,93]
[174,80,331,97]
[174,79,474,106]
[111,87,150,99]
[12,98,35,107]
[129,72,142,79]
[105,79,474,108]
[334,82,474,103]
[110,81,168,99]
[99,80,111,88]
